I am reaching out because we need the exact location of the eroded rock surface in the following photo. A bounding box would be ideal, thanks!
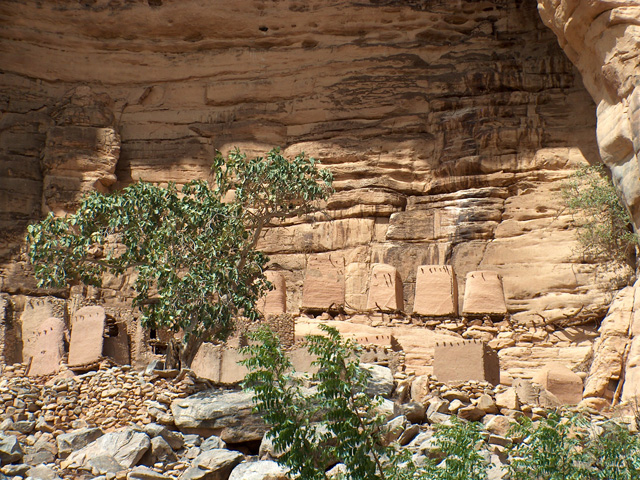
[0,0,627,328]
[537,0,640,227]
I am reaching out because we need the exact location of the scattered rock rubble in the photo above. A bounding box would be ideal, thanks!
[0,361,635,480]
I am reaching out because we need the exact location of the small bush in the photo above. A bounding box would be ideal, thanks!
[562,164,637,263]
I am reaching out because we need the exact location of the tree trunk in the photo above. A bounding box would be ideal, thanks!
[165,334,205,371]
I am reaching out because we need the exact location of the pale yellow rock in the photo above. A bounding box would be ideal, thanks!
[366,264,403,311]
[495,388,520,411]
[413,265,457,317]
[532,363,584,405]
[584,286,635,402]
[537,0,640,226]
[462,271,508,316]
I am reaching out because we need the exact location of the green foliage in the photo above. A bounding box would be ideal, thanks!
[584,420,640,480]
[426,418,488,480]
[241,325,393,480]
[562,164,637,262]
[27,148,332,349]
[508,412,590,480]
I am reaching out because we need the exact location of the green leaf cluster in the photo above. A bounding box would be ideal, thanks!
[562,164,637,263]
[241,325,393,480]
[425,418,488,480]
[26,148,333,346]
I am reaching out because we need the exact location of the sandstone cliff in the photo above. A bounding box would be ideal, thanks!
[0,0,637,403]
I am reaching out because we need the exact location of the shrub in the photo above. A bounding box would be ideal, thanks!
[241,325,394,480]
[562,164,637,263]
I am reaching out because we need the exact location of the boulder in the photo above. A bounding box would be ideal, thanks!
[228,461,288,480]
[180,449,244,480]
[171,390,267,443]
[142,424,184,450]
[410,375,431,404]
[363,364,394,398]
[400,402,426,424]
[87,455,125,475]
[140,436,176,466]
[62,429,150,470]
[513,379,561,408]
[26,464,61,480]
[200,436,226,452]
[128,466,172,480]
[484,415,516,437]
[532,363,583,405]
[0,434,23,465]
[56,427,104,458]
[495,388,519,411]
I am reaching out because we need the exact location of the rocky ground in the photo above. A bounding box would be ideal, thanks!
[0,359,635,480]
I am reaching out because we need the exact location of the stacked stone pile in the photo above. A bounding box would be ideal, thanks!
[0,361,634,480]
[0,363,204,435]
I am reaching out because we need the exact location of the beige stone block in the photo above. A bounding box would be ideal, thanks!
[366,264,403,311]
[192,343,317,384]
[413,265,457,316]
[219,348,249,385]
[495,388,520,411]
[20,298,55,363]
[462,271,507,316]
[531,363,583,405]
[258,271,286,316]
[301,256,345,311]
[433,339,500,385]
[345,262,369,311]
[191,344,248,384]
[27,317,65,376]
[191,343,222,382]
[68,306,106,367]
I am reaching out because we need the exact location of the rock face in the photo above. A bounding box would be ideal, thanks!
[537,0,640,229]
[0,0,628,329]
[171,390,267,443]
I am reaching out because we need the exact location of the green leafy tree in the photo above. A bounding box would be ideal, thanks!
[27,148,332,367]
[241,325,401,480]
[562,164,637,263]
